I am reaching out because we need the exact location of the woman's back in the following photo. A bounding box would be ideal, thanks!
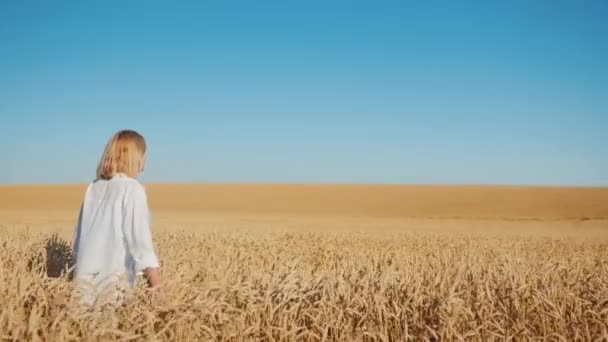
[73,173,158,305]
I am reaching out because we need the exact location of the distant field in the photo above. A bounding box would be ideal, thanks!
[1,184,607,340]
[1,183,608,220]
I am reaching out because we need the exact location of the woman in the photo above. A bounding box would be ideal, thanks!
[72,129,161,306]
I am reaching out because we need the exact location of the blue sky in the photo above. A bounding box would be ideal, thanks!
[1,1,607,185]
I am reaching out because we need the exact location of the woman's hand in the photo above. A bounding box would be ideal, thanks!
[143,267,166,305]
[144,267,161,288]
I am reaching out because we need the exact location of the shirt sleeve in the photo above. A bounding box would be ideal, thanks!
[123,183,160,272]
[72,184,91,261]
[71,204,83,261]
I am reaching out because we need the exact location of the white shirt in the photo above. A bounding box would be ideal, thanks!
[72,174,159,305]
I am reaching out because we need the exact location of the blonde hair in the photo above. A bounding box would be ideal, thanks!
[96,130,147,180]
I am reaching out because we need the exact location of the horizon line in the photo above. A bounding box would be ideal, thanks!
[1,181,607,189]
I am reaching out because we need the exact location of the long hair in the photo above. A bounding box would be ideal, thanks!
[96,130,146,180]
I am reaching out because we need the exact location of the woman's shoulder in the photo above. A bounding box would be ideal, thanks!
[119,177,147,199]
[90,175,146,195]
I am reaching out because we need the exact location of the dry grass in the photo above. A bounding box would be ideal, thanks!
[1,184,608,340]
[1,225,608,341]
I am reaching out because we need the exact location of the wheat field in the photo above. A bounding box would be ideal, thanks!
[1,184,608,341]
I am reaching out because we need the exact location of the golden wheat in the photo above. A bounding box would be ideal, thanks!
[1,224,607,341]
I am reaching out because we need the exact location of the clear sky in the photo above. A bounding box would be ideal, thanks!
[1,1,607,185]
